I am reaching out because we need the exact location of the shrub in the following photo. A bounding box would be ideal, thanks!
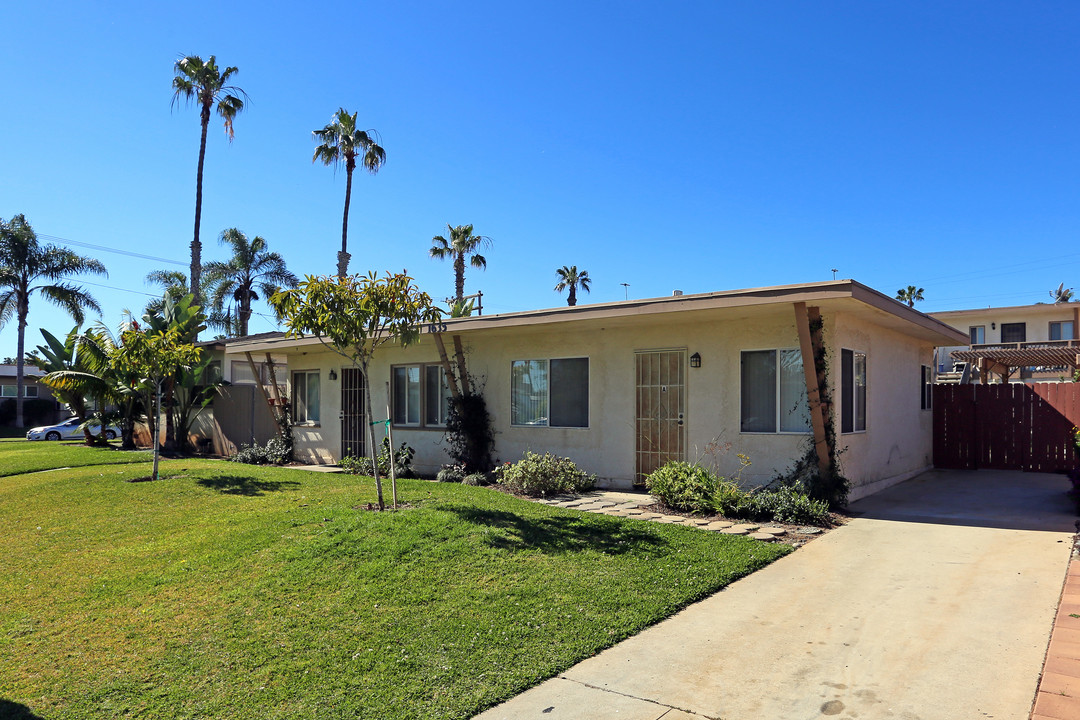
[445,392,494,473]
[750,486,830,524]
[340,455,374,476]
[265,436,291,465]
[462,472,489,486]
[436,464,466,483]
[495,451,595,497]
[645,461,720,513]
[231,443,270,465]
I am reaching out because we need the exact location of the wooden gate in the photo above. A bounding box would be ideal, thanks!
[341,368,366,459]
[635,350,686,484]
[933,383,1080,472]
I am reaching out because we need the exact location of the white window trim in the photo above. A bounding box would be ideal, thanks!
[292,369,321,426]
[921,364,933,411]
[390,363,449,429]
[739,347,811,435]
[841,348,867,434]
[510,356,590,429]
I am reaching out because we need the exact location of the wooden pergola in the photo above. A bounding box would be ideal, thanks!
[951,343,1080,383]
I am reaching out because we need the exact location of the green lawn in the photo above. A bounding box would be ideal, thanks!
[1,449,791,719]
[0,437,154,477]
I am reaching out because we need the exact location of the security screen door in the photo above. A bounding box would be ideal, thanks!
[341,368,366,459]
[635,350,686,485]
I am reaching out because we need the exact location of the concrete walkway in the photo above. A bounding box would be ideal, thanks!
[475,470,1077,720]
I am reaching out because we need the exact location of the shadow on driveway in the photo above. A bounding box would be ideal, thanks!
[444,505,670,556]
[850,468,1079,533]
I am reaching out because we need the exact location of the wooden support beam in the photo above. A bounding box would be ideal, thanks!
[432,333,462,399]
[245,351,279,425]
[453,335,471,396]
[794,302,831,476]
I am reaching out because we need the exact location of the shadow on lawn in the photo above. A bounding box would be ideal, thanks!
[446,506,669,555]
[0,699,47,719]
[197,475,301,496]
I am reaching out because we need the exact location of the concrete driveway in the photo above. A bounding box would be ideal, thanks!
[475,470,1078,720]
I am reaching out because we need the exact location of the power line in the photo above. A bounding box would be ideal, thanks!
[38,233,188,267]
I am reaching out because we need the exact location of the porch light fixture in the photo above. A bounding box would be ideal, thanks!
[328,368,338,381]
[690,352,702,368]
[991,323,996,330]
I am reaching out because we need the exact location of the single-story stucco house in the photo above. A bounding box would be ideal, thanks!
[223,279,966,501]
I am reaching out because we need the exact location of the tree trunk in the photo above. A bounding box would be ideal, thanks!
[454,253,465,302]
[190,103,210,332]
[361,359,385,510]
[14,288,27,428]
[238,294,251,337]
[568,285,577,306]
[164,377,176,452]
[338,165,354,278]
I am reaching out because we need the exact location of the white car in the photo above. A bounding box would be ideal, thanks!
[26,417,119,441]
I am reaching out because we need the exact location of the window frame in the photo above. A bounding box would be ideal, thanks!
[921,365,932,411]
[1000,322,1026,343]
[510,356,590,429]
[1050,321,1074,342]
[969,325,985,345]
[739,347,811,435]
[390,362,452,430]
[292,370,321,425]
[841,348,867,434]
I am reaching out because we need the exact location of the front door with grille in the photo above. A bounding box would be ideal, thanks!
[635,350,686,484]
[341,368,366,459]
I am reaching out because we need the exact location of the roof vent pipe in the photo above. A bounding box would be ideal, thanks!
[672,290,683,296]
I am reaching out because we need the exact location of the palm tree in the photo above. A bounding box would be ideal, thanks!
[895,285,925,308]
[554,265,592,307]
[144,269,190,316]
[1051,283,1074,304]
[0,214,107,427]
[172,54,247,308]
[312,108,386,277]
[203,228,299,337]
[429,224,491,303]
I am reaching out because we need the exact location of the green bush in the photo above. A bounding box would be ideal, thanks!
[338,439,415,477]
[495,451,595,497]
[750,486,830,524]
[645,461,720,513]
[339,455,374,476]
[231,443,270,465]
[462,472,490,486]
[436,464,466,483]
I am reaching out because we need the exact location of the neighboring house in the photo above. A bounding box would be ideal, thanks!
[0,364,63,426]
[929,303,1080,383]
[224,280,966,501]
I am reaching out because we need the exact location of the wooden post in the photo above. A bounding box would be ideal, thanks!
[385,381,398,509]
[432,333,462,399]
[245,352,277,419]
[794,302,831,476]
[453,335,471,396]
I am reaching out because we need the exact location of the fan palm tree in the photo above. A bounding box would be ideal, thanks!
[895,285,925,308]
[0,214,107,427]
[429,224,491,303]
[312,108,386,277]
[203,228,299,337]
[554,265,592,306]
[172,54,247,308]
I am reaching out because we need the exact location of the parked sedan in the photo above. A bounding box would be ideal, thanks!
[26,417,119,441]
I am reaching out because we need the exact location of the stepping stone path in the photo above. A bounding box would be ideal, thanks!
[537,493,821,544]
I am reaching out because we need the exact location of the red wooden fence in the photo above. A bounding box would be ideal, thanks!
[933,383,1080,472]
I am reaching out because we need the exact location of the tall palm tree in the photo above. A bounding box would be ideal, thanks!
[312,108,386,277]
[895,285,925,308]
[144,269,190,316]
[203,228,299,337]
[172,54,247,308]
[554,265,592,307]
[0,214,107,427]
[429,224,491,303]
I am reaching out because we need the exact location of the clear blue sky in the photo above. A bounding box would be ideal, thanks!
[2,1,1078,355]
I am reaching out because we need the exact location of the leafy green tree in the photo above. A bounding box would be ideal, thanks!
[203,228,298,337]
[141,294,207,451]
[170,355,227,454]
[895,285,925,308]
[429,224,491,304]
[554,265,592,307]
[312,109,386,277]
[0,214,107,427]
[116,325,201,480]
[32,327,97,442]
[270,272,442,509]
[172,54,248,308]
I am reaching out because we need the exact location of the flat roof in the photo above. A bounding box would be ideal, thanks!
[930,302,1079,317]
[227,278,968,353]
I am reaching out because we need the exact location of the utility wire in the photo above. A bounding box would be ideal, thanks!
[38,233,188,267]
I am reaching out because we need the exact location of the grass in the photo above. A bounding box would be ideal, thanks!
[0,438,153,477]
[1,450,791,719]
